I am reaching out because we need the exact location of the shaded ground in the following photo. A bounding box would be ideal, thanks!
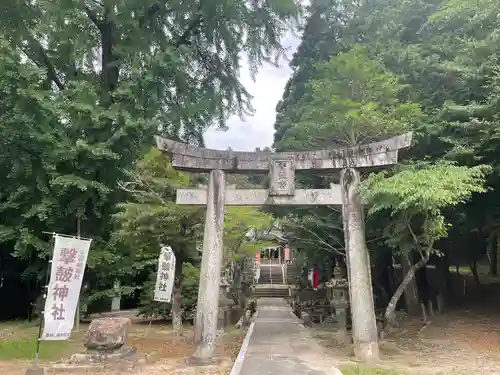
[314,270,500,375]
[0,321,245,375]
[315,310,500,374]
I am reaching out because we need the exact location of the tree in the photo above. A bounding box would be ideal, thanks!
[113,148,203,333]
[280,208,345,284]
[363,162,490,324]
[1,0,299,142]
[278,45,420,150]
[0,39,65,316]
[274,0,349,147]
[0,0,300,316]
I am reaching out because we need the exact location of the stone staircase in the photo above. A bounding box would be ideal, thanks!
[253,284,290,298]
[253,260,292,298]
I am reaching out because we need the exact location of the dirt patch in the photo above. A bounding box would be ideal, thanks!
[314,309,500,375]
[0,323,245,375]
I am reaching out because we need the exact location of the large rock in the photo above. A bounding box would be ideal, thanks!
[84,317,131,351]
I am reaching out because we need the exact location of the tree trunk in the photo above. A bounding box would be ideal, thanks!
[489,234,498,276]
[172,261,184,337]
[470,259,481,285]
[401,253,420,315]
[341,168,379,362]
[100,7,120,109]
[441,253,452,292]
[385,255,428,326]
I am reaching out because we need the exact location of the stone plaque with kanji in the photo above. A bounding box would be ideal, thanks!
[269,159,295,196]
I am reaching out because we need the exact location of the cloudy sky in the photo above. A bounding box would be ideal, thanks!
[203,32,301,151]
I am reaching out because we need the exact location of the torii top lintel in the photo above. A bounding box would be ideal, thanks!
[154,133,413,173]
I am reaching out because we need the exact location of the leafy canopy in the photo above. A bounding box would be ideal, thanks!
[277,45,421,150]
[363,162,490,254]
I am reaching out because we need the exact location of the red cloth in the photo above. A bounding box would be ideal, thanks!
[255,252,261,265]
[313,271,319,289]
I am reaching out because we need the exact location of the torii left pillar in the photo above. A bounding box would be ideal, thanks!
[191,169,226,363]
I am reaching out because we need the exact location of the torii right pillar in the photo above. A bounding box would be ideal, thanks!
[339,133,412,361]
[341,167,378,360]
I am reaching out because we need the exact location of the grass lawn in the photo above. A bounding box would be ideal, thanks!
[0,321,84,361]
[448,263,500,284]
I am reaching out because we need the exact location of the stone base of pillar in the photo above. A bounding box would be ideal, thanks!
[25,367,45,375]
[353,341,380,364]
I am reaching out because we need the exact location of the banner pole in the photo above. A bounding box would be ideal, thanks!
[41,231,91,241]
[31,232,55,374]
[75,217,81,333]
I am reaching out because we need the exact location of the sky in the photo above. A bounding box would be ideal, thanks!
[203,32,301,152]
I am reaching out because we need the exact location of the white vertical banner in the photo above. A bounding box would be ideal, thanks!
[153,245,175,303]
[41,235,92,340]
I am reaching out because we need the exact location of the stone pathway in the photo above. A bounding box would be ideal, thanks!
[231,298,339,375]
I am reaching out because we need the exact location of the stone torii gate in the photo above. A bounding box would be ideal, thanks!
[155,133,412,362]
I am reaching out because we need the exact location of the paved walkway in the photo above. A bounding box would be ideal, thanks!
[231,298,339,375]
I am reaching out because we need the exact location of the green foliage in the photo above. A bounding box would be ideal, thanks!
[272,0,500,276]
[274,0,349,148]
[109,148,202,310]
[0,0,300,318]
[278,45,421,150]
[363,162,490,255]
[274,40,421,273]
[224,207,275,260]
[281,208,344,271]
[112,150,275,313]
[364,163,490,215]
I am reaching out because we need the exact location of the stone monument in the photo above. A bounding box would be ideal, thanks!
[155,132,412,362]
[327,264,350,340]
[50,317,142,372]
[217,276,232,331]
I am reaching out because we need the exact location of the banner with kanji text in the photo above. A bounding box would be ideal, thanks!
[41,235,92,340]
[153,245,175,303]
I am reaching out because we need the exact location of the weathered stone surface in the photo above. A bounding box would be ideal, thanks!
[49,363,104,373]
[341,168,379,361]
[69,347,137,364]
[237,298,339,375]
[301,311,312,327]
[176,185,342,206]
[111,279,121,312]
[25,367,45,375]
[50,347,143,373]
[269,158,295,196]
[83,317,131,351]
[236,314,247,329]
[155,133,412,172]
[192,169,226,362]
